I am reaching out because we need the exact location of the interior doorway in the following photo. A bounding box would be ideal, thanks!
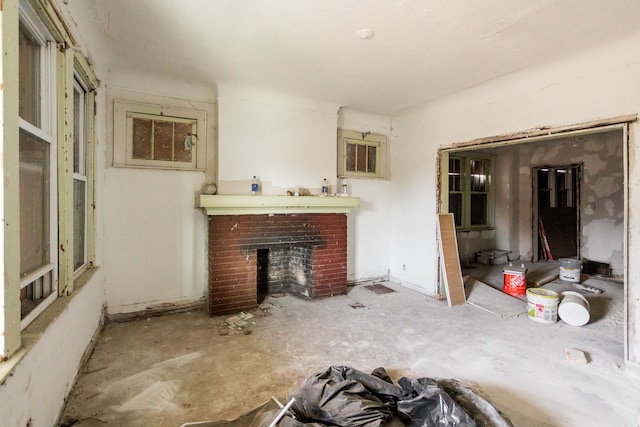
[533,164,582,261]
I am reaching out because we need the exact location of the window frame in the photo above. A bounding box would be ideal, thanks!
[113,100,207,171]
[18,1,59,329]
[337,129,389,179]
[71,74,89,278]
[448,155,493,230]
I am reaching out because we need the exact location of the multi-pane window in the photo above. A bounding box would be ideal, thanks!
[448,156,491,229]
[338,129,388,179]
[113,100,207,170]
[131,114,195,163]
[18,9,58,326]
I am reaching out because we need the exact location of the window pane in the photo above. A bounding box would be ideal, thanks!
[19,130,50,276]
[174,122,193,162]
[367,145,377,173]
[73,86,83,174]
[19,23,41,127]
[346,143,356,172]
[73,179,86,271]
[449,193,463,226]
[153,121,173,161]
[355,144,367,172]
[449,158,461,191]
[470,160,487,192]
[21,270,53,319]
[132,118,153,159]
[470,193,488,226]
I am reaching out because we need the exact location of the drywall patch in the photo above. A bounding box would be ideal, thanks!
[592,177,621,198]
[583,153,607,176]
[582,219,622,261]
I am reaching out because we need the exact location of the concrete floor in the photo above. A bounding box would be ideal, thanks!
[60,279,639,427]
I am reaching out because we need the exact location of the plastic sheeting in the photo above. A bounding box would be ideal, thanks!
[181,366,513,427]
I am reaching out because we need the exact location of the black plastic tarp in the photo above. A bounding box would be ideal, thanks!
[181,366,513,427]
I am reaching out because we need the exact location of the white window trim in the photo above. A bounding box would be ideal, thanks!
[18,1,58,330]
[113,100,207,170]
[337,129,389,179]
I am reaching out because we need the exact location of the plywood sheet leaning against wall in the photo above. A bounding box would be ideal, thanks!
[437,213,466,307]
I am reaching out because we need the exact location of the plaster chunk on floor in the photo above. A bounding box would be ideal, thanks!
[565,348,589,364]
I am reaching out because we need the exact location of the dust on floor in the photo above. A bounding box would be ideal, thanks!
[60,281,639,427]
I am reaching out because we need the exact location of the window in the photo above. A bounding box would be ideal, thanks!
[113,101,207,170]
[448,156,492,229]
[18,4,58,327]
[73,77,88,274]
[338,129,388,179]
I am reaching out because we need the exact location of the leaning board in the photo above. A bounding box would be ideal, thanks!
[437,213,466,306]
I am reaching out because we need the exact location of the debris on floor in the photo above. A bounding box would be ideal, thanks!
[363,283,396,294]
[476,249,513,265]
[565,348,589,364]
[223,312,255,332]
[349,301,365,309]
[180,366,513,426]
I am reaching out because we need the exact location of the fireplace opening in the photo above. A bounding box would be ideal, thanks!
[257,248,270,303]
[207,214,348,315]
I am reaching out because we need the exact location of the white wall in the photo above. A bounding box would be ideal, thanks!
[338,109,392,280]
[103,85,215,314]
[390,31,640,363]
[0,275,104,427]
[216,84,392,280]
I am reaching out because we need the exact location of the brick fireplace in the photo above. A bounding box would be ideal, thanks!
[200,195,360,315]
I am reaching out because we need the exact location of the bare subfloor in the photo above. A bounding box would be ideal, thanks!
[61,280,639,427]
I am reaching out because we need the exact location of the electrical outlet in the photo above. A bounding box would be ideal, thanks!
[402,264,406,271]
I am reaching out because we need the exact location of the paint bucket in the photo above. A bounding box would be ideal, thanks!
[559,258,582,283]
[558,291,590,326]
[503,263,527,297]
[526,288,559,324]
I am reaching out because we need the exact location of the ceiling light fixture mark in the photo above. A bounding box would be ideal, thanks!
[355,28,375,40]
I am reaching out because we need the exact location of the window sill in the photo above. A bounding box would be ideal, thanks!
[0,267,100,384]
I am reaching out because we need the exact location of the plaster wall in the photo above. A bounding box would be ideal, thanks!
[390,31,640,362]
[103,86,214,314]
[216,85,391,280]
[0,275,105,427]
[338,109,392,280]
[515,131,624,272]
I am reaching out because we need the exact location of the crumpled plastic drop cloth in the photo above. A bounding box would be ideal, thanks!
[182,366,513,427]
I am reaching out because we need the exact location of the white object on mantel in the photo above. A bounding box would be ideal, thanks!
[199,194,360,215]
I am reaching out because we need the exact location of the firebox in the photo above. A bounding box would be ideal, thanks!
[207,213,348,315]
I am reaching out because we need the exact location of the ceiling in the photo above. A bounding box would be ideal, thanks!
[63,0,640,114]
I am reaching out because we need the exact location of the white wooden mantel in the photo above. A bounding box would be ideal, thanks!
[199,195,360,215]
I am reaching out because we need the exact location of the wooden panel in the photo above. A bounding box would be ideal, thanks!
[437,213,466,306]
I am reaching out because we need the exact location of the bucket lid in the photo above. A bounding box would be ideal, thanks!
[561,291,590,307]
[527,288,558,298]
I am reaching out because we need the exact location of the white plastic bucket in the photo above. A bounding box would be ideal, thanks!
[559,258,582,283]
[526,288,559,324]
[558,291,590,326]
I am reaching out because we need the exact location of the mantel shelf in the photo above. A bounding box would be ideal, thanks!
[199,195,360,215]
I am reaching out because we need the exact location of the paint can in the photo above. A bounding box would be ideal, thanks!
[503,263,527,297]
[558,291,590,326]
[526,288,559,324]
[559,258,582,283]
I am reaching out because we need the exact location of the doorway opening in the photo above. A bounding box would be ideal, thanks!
[534,164,582,261]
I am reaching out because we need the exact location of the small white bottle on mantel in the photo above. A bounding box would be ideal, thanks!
[322,178,328,196]
[251,176,260,195]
